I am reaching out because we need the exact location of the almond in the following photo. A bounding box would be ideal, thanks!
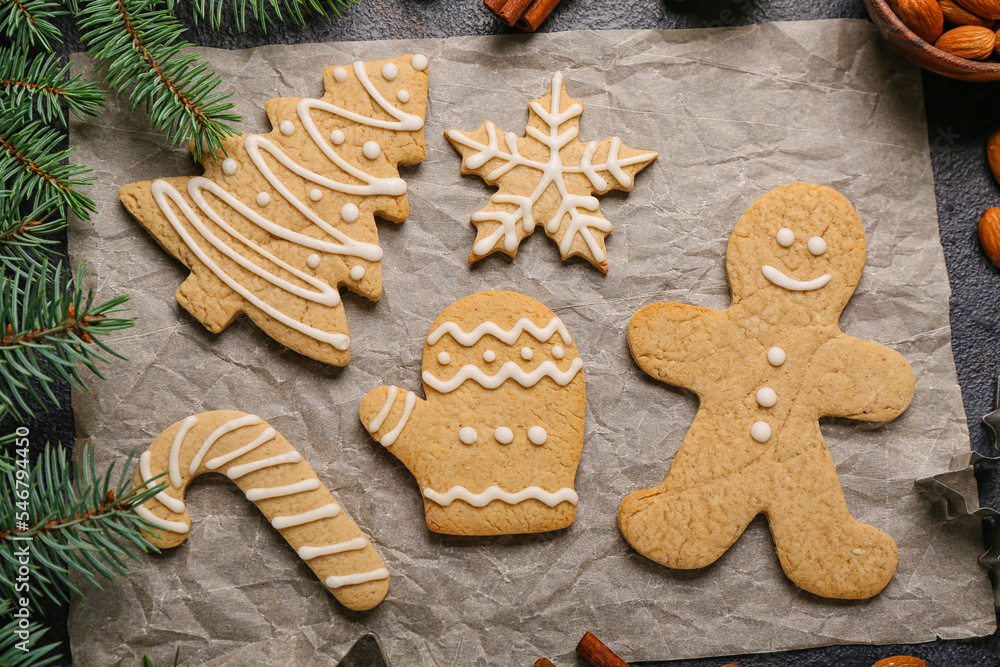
[989,128,1000,184]
[980,207,1000,268]
[891,0,945,42]
[940,0,994,25]
[935,24,996,58]
[870,657,926,667]
[954,0,1000,19]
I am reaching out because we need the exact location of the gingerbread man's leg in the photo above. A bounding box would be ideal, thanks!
[766,445,897,600]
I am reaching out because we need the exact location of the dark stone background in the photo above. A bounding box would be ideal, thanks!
[13,0,999,663]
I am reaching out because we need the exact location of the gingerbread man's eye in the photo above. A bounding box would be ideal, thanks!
[808,237,827,256]
[776,228,794,247]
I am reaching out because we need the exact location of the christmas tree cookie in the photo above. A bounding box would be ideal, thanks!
[120,55,429,366]
[620,183,915,600]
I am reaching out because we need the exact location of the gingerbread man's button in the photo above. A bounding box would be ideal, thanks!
[767,347,785,366]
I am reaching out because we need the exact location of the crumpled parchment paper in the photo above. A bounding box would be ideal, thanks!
[66,20,996,666]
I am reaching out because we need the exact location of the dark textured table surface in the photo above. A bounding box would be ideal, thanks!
[24,0,1000,664]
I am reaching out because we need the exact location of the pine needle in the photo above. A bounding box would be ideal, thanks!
[0,46,105,123]
[0,0,64,52]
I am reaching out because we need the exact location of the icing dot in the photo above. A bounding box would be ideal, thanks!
[309,189,322,201]
[483,350,496,362]
[459,427,477,445]
[350,265,365,281]
[222,158,238,175]
[767,347,785,366]
[411,54,428,71]
[494,427,513,445]
[330,130,345,145]
[528,426,548,445]
[552,345,565,359]
[280,120,295,136]
[437,351,450,365]
[341,203,360,223]
[756,387,777,408]
[307,254,320,269]
[776,228,794,247]
[256,192,270,206]
[808,236,827,256]
[333,67,348,82]
[363,141,381,160]
[520,347,533,360]
[397,89,410,103]
[381,63,398,81]
[750,422,771,443]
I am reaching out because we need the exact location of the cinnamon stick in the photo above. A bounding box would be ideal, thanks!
[575,631,630,667]
[482,0,563,31]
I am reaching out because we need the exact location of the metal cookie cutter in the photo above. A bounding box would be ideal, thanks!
[916,377,1000,606]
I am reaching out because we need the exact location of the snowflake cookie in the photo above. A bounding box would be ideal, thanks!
[359,291,586,535]
[119,55,429,366]
[134,410,389,611]
[446,71,657,273]
[620,183,915,600]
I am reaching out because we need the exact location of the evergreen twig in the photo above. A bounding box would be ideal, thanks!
[0,0,63,52]
[0,194,65,273]
[170,0,357,32]
[0,263,135,421]
[79,0,241,159]
[0,46,105,123]
[0,600,61,666]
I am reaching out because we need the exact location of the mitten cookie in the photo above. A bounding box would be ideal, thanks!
[446,71,657,273]
[359,291,586,535]
[134,410,389,611]
[620,183,915,600]
[119,55,429,366]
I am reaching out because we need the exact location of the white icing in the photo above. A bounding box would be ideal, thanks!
[271,502,340,529]
[750,421,771,443]
[427,317,572,346]
[227,451,301,480]
[397,89,410,103]
[422,485,578,508]
[245,478,320,501]
[222,158,238,175]
[188,415,263,475]
[139,451,186,513]
[341,203,359,223]
[411,54,428,71]
[756,387,777,408]
[494,427,513,444]
[767,347,785,366]
[326,567,389,589]
[520,347,533,360]
[350,265,365,280]
[330,130,345,145]
[446,71,654,261]
[362,141,381,160]
[307,253,321,269]
[776,228,794,247]
[169,415,198,488]
[762,265,831,291]
[298,536,369,560]
[309,188,322,201]
[280,120,295,136]
[135,504,190,533]
[380,391,415,446]
[551,345,564,359]
[256,191,270,206]
[381,63,398,81]
[459,427,477,445]
[528,426,547,445]
[368,386,398,432]
[333,67,348,82]
[203,427,276,471]
[423,357,583,393]
[483,350,496,362]
[437,351,450,365]
[808,236,827,255]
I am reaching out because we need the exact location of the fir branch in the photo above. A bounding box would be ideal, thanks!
[0,443,166,608]
[0,105,96,221]
[78,0,240,159]
[0,0,63,53]
[0,46,105,123]
[0,600,61,666]
[0,195,65,273]
[0,263,134,422]
[171,0,357,32]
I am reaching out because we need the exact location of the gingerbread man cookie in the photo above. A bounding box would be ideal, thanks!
[134,411,389,611]
[620,183,915,599]
[358,291,585,535]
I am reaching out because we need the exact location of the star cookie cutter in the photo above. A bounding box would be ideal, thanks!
[915,377,1000,606]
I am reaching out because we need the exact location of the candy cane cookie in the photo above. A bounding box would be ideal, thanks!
[133,410,388,611]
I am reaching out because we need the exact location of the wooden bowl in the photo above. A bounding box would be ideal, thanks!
[864,0,1000,81]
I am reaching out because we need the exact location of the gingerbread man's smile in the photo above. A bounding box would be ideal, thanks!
[761,265,831,291]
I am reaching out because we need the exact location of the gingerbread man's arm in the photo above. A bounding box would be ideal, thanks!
[806,335,915,422]
[627,302,726,392]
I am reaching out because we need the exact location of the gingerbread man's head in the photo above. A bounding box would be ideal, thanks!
[725,183,867,323]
